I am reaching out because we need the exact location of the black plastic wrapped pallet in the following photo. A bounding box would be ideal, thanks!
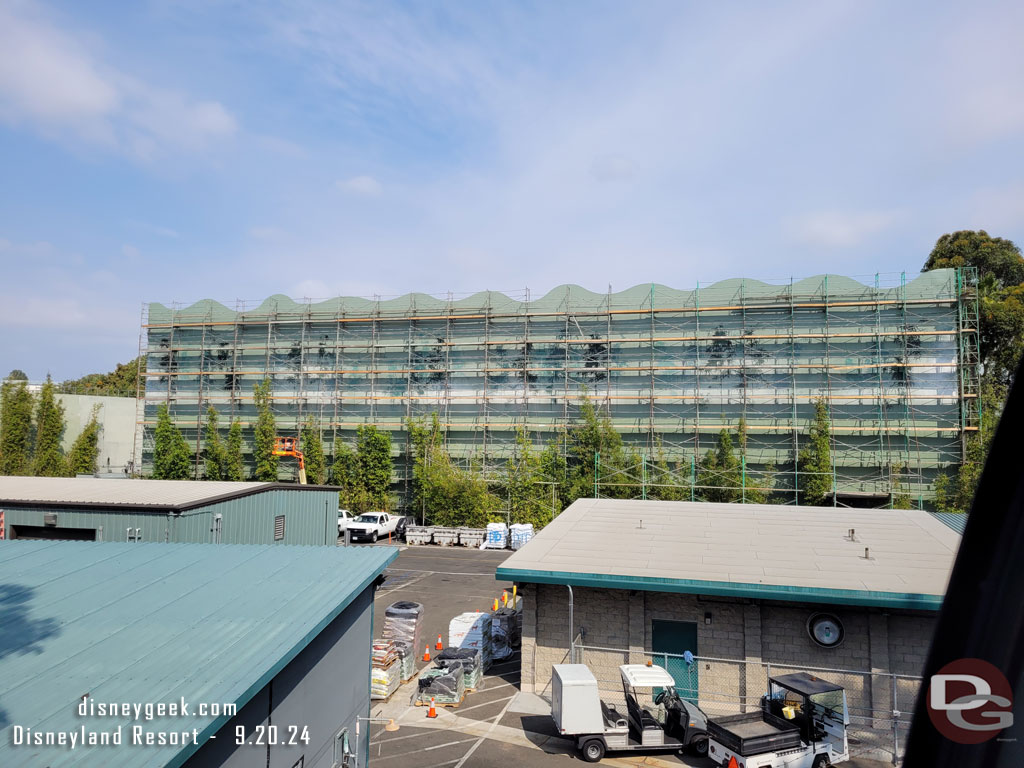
[418,667,464,698]
[436,648,480,662]
[385,601,424,618]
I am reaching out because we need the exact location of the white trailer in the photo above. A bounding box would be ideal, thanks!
[551,663,708,762]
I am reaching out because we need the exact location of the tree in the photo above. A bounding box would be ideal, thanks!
[66,407,102,476]
[331,442,364,509]
[300,417,326,485]
[890,462,913,510]
[252,378,278,481]
[0,378,34,476]
[538,440,570,514]
[32,375,67,477]
[224,419,245,481]
[59,356,146,397]
[356,425,392,508]
[698,429,741,503]
[6,369,28,381]
[922,231,1024,512]
[798,398,833,505]
[407,413,499,526]
[565,393,632,499]
[502,427,551,528]
[152,403,191,479]
[203,407,227,481]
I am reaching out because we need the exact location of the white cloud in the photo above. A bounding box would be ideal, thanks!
[336,175,382,197]
[787,210,902,249]
[0,1,237,156]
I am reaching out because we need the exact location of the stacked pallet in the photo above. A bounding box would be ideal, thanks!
[383,601,424,658]
[405,526,433,546]
[433,527,460,546]
[416,666,465,706]
[482,523,507,549]
[457,527,486,548]
[435,648,484,691]
[509,523,534,550]
[394,641,417,681]
[371,639,401,700]
[449,612,493,671]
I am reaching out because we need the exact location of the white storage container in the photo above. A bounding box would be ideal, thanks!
[551,664,603,735]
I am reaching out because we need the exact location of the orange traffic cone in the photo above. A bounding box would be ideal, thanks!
[426,697,437,718]
[502,590,508,606]
[435,634,443,651]
[492,598,499,611]
[423,645,431,662]
[727,757,739,768]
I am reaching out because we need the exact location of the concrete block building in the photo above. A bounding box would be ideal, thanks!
[0,477,340,545]
[0,540,397,768]
[497,498,960,725]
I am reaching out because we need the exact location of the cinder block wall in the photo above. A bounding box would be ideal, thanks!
[520,582,936,719]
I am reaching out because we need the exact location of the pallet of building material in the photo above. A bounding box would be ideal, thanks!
[449,612,493,671]
[482,523,507,549]
[383,601,424,654]
[371,659,401,700]
[509,523,534,550]
[372,639,399,669]
[404,526,433,546]
[457,527,486,548]
[432,527,460,546]
[415,666,465,706]
[490,608,520,661]
[434,648,484,691]
[394,641,417,682]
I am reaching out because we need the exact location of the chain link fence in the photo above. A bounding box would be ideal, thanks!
[575,644,919,765]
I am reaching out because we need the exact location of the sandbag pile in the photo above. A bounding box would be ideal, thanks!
[482,522,507,549]
[383,601,424,655]
[509,523,534,550]
[435,648,484,690]
[417,666,465,705]
[449,611,493,670]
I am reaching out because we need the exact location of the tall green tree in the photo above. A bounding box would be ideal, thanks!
[538,440,570,514]
[566,393,633,499]
[152,403,191,479]
[356,425,392,507]
[203,406,227,481]
[0,378,34,476]
[32,375,67,477]
[301,417,326,485]
[890,462,913,510]
[502,427,551,527]
[698,429,741,503]
[59,356,146,397]
[924,230,1024,389]
[331,442,363,509]
[6,369,28,381]
[224,419,245,481]
[252,378,278,481]
[66,407,102,476]
[798,398,833,505]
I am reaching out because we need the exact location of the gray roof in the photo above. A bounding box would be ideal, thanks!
[496,499,960,610]
[0,476,334,510]
[0,540,397,768]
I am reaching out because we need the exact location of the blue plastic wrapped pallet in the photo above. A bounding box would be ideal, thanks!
[482,522,507,549]
[509,523,534,550]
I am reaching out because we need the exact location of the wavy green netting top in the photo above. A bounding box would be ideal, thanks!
[148,270,959,324]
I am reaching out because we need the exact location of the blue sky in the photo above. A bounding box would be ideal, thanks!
[1,0,1023,380]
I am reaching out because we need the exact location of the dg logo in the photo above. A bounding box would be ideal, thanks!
[927,658,1014,744]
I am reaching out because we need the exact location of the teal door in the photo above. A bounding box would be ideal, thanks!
[652,619,698,702]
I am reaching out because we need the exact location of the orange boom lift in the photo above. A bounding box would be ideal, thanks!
[272,436,307,484]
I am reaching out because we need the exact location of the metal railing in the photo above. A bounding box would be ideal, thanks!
[574,643,920,765]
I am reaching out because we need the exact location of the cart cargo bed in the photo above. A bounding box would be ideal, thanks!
[707,711,801,756]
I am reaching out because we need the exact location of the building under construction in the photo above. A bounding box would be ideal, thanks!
[137,268,980,507]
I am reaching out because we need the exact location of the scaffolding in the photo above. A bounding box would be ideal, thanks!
[137,268,979,508]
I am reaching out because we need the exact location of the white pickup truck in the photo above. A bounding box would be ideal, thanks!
[337,509,353,536]
[347,512,406,543]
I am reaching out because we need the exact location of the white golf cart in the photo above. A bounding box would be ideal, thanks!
[707,672,850,768]
[551,663,708,762]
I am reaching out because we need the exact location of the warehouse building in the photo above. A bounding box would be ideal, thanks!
[0,477,339,545]
[140,269,979,505]
[497,498,960,724]
[0,540,396,768]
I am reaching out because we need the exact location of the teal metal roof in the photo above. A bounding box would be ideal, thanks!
[0,541,397,767]
[496,498,959,611]
[931,511,968,534]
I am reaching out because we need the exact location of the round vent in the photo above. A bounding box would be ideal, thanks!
[807,613,845,648]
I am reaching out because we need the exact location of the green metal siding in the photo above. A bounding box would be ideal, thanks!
[1,489,337,545]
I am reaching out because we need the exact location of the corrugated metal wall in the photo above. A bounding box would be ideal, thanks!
[0,489,338,545]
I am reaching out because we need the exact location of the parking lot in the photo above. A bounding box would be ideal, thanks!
[360,543,899,768]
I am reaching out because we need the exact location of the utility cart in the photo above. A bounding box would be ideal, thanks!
[551,663,708,763]
[707,672,849,768]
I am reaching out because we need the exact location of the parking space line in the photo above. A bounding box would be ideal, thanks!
[370,737,479,762]
[448,693,514,715]
[452,690,519,768]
